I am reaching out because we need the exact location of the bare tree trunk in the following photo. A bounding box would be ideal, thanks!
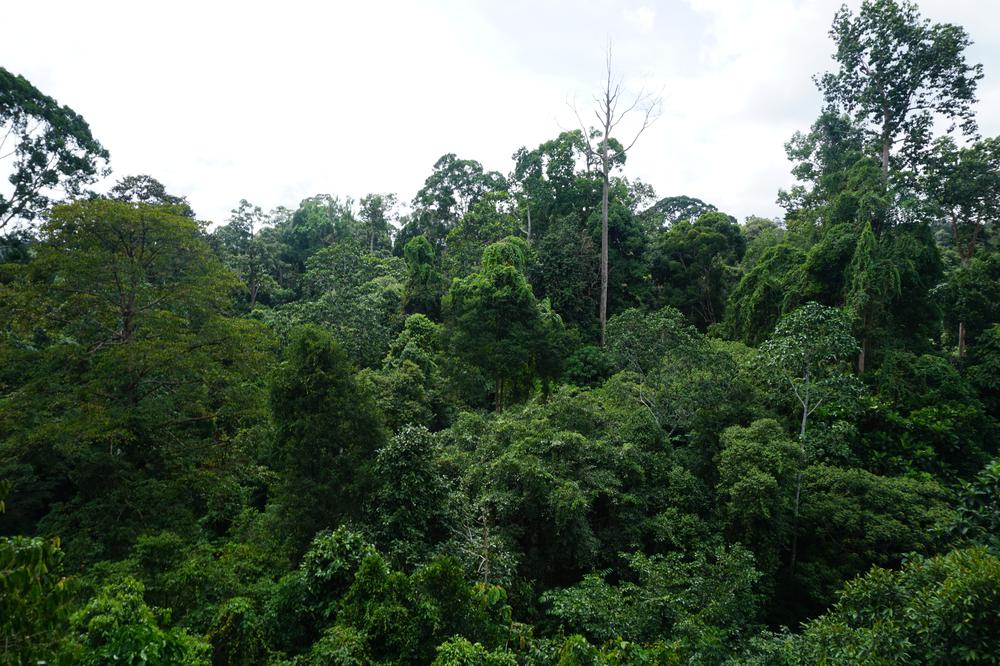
[600,168,610,347]
[958,321,966,359]
[569,44,660,348]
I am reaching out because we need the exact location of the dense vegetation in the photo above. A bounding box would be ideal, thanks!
[2,1,998,663]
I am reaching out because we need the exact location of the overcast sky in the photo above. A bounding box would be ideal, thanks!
[4,0,999,225]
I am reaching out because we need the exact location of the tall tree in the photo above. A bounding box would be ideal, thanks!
[818,0,982,198]
[269,325,385,554]
[0,199,271,561]
[845,221,900,372]
[358,192,397,254]
[924,136,1000,356]
[0,67,110,229]
[650,211,745,330]
[573,47,659,346]
[443,238,558,410]
[213,199,273,308]
[109,174,193,217]
[759,303,860,571]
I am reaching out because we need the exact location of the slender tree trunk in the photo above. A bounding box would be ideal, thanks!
[880,105,891,188]
[958,321,966,359]
[858,337,866,374]
[790,378,809,574]
[881,136,891,185]
[599,167,609,347]
[526,206,532,244]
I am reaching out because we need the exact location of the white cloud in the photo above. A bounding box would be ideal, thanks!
[624,6,657,33]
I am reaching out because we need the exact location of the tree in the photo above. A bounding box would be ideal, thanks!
[213,199,275,308]
[69,578,210,664]
[268,325,385,554]
[650,211,745,330]
[759,303,860,571]
[400,154,507,251]
[370,426,452,569]
[723,244,807,346]
[542,546,761,658]
[605,307,741,443]
[572,46,659,346]
[717,420,801,583]
[443,238,556,410]
[358,192,397,254]
[845,220,899,372]
[642,194,717,228]
[403,234,443,318]
[443,192,519,279]
[924,136,1000,356]
[0,67,110,229]
[0,199,273,562]
[0,482,71,664]
[255,240,406,367]
[110,174,193,216]
[791,547,1000,665]
[818,0,982,194]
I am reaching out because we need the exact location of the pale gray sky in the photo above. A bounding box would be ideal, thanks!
[4,0,999,225]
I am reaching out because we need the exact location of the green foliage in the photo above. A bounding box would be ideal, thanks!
[358,313,457,430]
[650,211,745,330]
[2,6,997,661]
[404,234,444,318]
[967,324,1000,419]
[562,345,613,387]
[845,221,900,368]
[531,214,599,334]
[794,464,953,612]
[792,548,1000,665]
[945,459,1000,553]
[306,624,370,665]
[643,194,717,228]
[717,420,801,580]
[269,325,385,554]
[606,307,745,450]
[0,67,110,228]
[444,238,563,410]
[207,597,268,666]
[410,153,508,245]
[258,241,405,367]
[212,199,281,308]
[443,193,520,279]
[723,244,806,345]
[0,482,71,664]
[818,0,982,183]
[543,545,761,659]
[759,302,861,440]
[866,351,993,477]
[370,426,452,569]
[433,637,517,666]
[0,198,274,563]
[69,577,210,665]
[358,192,397,254]
[334,553,513,665]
